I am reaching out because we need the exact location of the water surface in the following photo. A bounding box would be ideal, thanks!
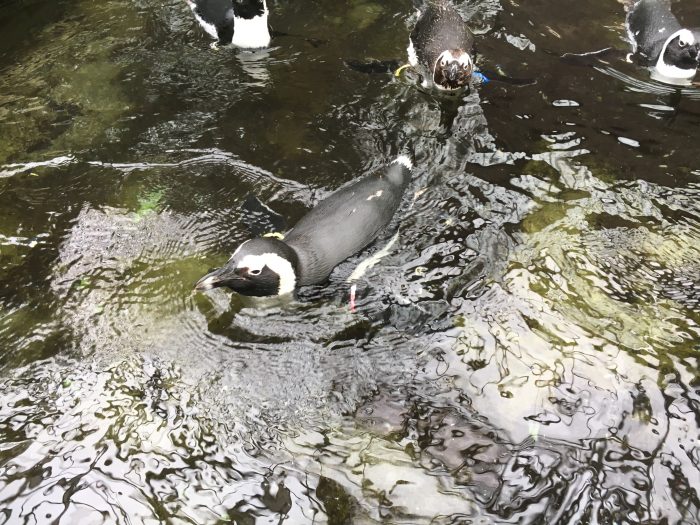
[1,0,699,523]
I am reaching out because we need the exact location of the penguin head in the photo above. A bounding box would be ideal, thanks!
[656,29,700,82]
[195,237,298,297]
[433,49,474,90]
[233,0,267,19]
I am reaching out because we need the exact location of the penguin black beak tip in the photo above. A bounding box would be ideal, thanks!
[195,271,222,291]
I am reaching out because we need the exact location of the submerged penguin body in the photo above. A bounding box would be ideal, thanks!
[624,0,699,84]
[195,156,414,297]
[408,1,475,90]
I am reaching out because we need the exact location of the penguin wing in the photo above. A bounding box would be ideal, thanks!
[627,0,681,58]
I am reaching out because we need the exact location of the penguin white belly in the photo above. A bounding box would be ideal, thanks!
[231,13,271,48]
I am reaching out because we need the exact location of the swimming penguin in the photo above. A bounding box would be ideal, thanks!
[195,156,414,297]
[408,1,475,91]
[185,0,270,48]
[623,0,700,84]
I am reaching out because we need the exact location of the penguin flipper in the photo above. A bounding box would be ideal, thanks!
[561,47,627,67]
[345,59,402,75]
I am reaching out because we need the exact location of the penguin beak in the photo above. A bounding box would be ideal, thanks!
[446,62,460,84]
[194,266,244,291]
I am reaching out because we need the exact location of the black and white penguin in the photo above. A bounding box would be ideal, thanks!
[624,0,700,84]
[408,1,475,91]
[195,156,414,297]
[185,0,271,48]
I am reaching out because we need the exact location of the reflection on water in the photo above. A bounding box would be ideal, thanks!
[1,0,699,523]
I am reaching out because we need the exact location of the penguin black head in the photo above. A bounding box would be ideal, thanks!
[195,237,299,297]
[656,29,700,83]
[233,0,266,20]
[433,49,474,90]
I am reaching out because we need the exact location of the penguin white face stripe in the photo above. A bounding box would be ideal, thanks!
[656,29,696,75]
[237,253,296,295]
[433,50,472,76]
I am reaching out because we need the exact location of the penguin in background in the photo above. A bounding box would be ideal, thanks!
[195,156,414,298]
[563,0,700,86]
[407,1,476,91]
[185,0,270,48]
[346,1,532,91]
[623,0,700,85]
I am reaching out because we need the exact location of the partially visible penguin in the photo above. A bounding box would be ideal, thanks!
[195,156,414,297]
[622,0,700,84]
[408,1,475,91]
[185,0,270,48]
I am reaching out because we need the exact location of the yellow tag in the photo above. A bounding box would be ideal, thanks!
[263,232,285,240]
[394,64,412,77]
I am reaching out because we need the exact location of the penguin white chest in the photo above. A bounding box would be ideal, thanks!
[232,13,271,48]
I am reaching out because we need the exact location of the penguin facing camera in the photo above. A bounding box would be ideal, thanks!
[185,0,270,48]
[624,0,700,85]
[346,1,532,91]
[407,1,476,91]
[195,156,414,298]
[563,0,700,86]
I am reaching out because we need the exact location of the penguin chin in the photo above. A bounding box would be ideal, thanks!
[652,59,697,85]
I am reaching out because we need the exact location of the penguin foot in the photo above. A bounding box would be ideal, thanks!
[349,284,357,313]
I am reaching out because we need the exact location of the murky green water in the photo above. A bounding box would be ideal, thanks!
[1,0,699,523]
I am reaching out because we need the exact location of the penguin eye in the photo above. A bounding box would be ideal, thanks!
[249,268,262,276]
[440,58,448,67]
[679,39,688,48]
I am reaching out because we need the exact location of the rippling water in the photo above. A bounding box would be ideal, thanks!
[1,0,699,523]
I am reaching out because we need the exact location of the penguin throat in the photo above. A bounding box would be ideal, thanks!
[231,11,270,48]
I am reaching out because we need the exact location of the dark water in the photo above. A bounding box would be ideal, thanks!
[1,0,699,523]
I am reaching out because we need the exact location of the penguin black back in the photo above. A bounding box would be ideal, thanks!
[195,156,414,297]
[285,157,413,286]
[409,1,475,90]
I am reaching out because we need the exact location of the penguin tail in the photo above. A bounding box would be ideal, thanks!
[393,154,414,171]
[386,153,414,186]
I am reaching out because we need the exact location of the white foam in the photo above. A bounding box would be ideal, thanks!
[407,39,418,67]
